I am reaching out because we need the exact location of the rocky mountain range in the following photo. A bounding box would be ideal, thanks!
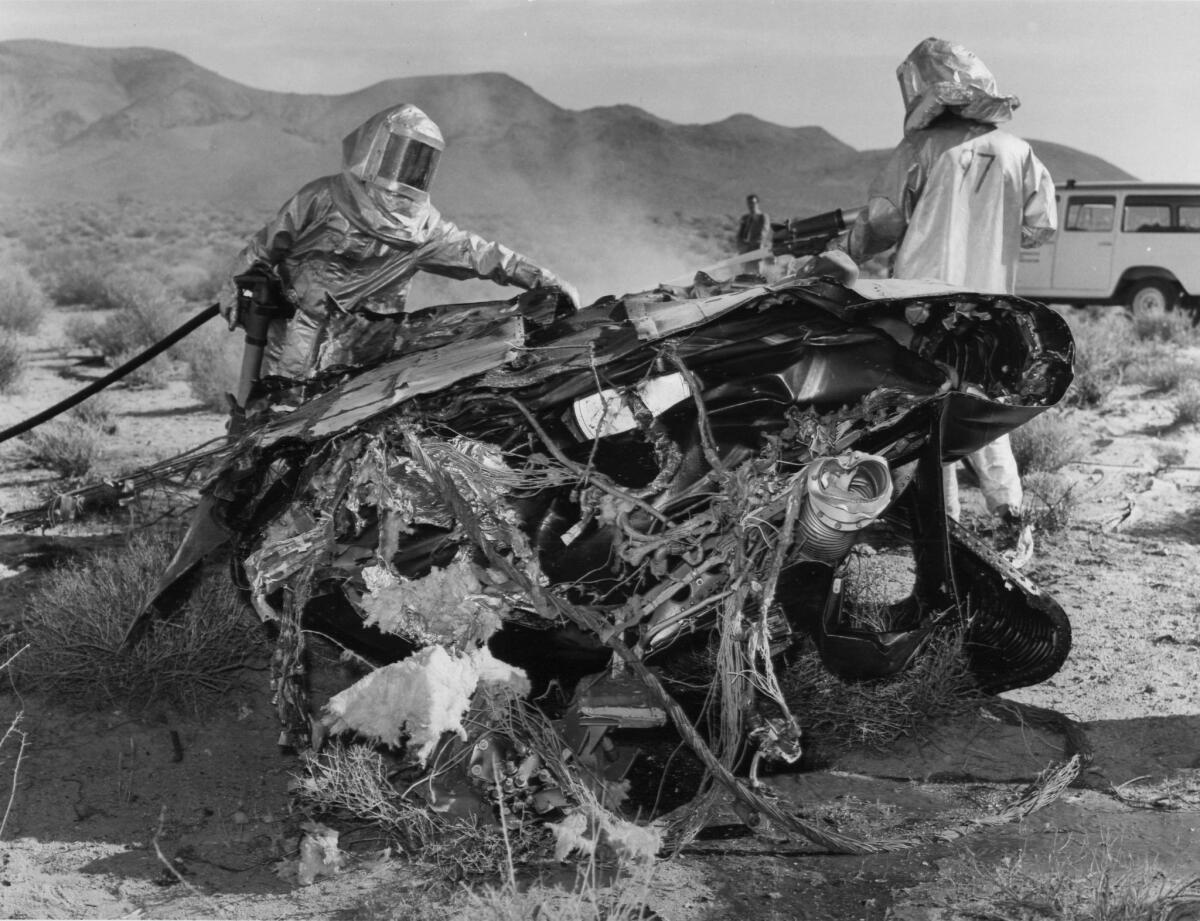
[0,39,1134,221]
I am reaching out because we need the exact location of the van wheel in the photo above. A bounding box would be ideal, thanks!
[1125,279,1178,312]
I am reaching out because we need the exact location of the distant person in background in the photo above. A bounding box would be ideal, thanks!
[219,103,579,384]
[735,194,772,275]
[841,37,1057,540]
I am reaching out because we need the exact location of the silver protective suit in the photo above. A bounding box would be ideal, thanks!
[224,105,571,381]
[844,39,1058,518]
[845,39,1057,296]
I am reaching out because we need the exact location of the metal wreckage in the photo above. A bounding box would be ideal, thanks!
[137,266,1076,855]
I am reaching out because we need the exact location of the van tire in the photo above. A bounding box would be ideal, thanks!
[1125,279,1178,312]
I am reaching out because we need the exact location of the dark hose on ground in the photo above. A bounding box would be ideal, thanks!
[0,303,220,446]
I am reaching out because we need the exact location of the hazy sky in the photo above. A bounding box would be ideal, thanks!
[4,0,1199,182]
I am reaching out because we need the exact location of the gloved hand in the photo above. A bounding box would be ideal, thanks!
[218,277,241,331]
[539,275,582,313]
[796,249,860,286]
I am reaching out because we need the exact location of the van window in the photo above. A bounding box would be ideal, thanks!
[1065,197,1115,232]
[1122,195,1200,232]
[1124,204,1171,232]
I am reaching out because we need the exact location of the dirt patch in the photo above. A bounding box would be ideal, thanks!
[2,308,1199,919]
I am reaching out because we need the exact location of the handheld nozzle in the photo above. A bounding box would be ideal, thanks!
[230,266,289,434]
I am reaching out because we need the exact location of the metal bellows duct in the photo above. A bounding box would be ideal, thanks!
[795,452,894,562]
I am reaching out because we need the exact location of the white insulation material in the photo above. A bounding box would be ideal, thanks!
[322,646,530,764]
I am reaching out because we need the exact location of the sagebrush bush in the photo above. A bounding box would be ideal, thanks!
[110,346,175,388]
[0,263,49,334]
[0,333,26,392]
[1010,410,1086,474]
[67,393,119,434]
[19,419,103,477]
[1130,302,1197,344]
[179,321,242,411]
[1174,380,1200,426]
[1124,350,1199,393]
[40,245,120,308]
[64,271,185,376]
[1062,310,1138,408]
[16,528,264,715]
[1153,440,1188,469]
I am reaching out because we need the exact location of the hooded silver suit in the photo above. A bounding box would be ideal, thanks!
[223,104,575,381]
[845,38,1059,522]
[846,38,1057,296]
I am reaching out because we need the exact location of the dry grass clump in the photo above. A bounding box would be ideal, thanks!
[0,263,48,334]
[781,625,980,752]
[935,844,1200,921]
[468,864,658,921]
[0,333,26,393]
[18,419,103,477]
[1021,471,1080,533]
[1010,410,1086,475]
[295,742,547,878]
[15,528,263,715]
[298,742,659,919]
[1173,379,1200,426]
[1,645,29,840]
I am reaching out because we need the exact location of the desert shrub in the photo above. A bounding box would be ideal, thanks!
[1172,379,1200,426]
[0,263,49,334]
[169,260,226,303]
[16,528,263,715]
[1130,302,1197,344]
[67,393,118,434]
[40,246,120,308]
[1123,350,1199,393]
[63,271,184,377]
[0,333,26,392]
[1062,310,1138,408]
[110,346,174,388]
[178,321,241,411]
[1009,410,1086,474]
[18,419,103,477]
[1153,440,1188,470]
[1020,471,1079,533]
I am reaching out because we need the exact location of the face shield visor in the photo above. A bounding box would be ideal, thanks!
[373,134,441,195]
[343,104,445,199]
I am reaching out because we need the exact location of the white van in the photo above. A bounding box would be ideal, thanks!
[1016,181,1200,310]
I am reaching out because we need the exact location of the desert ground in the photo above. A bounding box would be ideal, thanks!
[1,273,1199,920]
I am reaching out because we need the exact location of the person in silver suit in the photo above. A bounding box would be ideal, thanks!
[220,103,579,383]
